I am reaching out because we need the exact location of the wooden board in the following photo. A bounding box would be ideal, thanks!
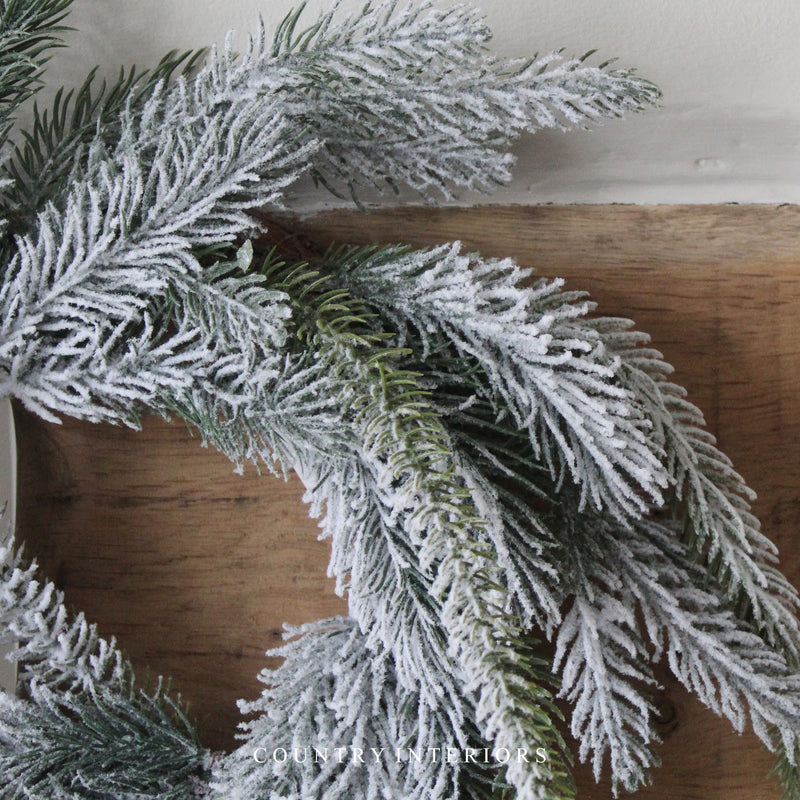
[14,204,800,798]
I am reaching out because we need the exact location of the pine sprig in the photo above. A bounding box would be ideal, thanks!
[597,317,800,658]
[319,242,668,518]
[0,538,210,799]
[265,1,660,199]
[554,594,660,793]
[0,0,74,141]
[370,330,661,791]
[0,52,308,423]
[226,252,576,798]
[156,249,572,797]
[333,336,574,798]
[0,541,131,693]
[628,518,800,754]
[0,0,660,428]
[549,508,800,789]
[308,240,800,793]
[298,338,469,717]
[0,47,206,240]
[217,618,501,800]
[550,506,662,793]
[0,683,208,800]
[772,738,800,800]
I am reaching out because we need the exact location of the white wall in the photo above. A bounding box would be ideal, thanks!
[37,0,800,206]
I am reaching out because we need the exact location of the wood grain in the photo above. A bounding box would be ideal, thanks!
[15,204,800,798]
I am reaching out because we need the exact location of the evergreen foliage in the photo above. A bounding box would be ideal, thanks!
[0,2,797,800]
[0,47,206,239]
[0,540,209,799]
[217,618,506,800]
[0,0,71,141]
[317,241,800,793]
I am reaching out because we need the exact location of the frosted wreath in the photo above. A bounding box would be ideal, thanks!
[0,1,799,799]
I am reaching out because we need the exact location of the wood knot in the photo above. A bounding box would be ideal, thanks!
[652,695,679,733]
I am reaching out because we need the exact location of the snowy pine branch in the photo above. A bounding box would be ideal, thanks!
[0,538,210,799]
[189,250,576,799]
[0,0,73,142]
[554,595,660,794]
[549,507,800,789]
[321,243,668,518]
[0,48,206,239]
[265,1,660,199]
[0,540,131,693]
[0,0,661,236]
[0,0,659,425]
[342,340,573,799]
[215,618,500,800]
[431,536,574,800]
[309,241,800,792]
[141,246,574,800]
[309,454,468,720]
[597,317,800,658]
[0,684,208,800]
[323,241,800,656]
[0,56,305,422]
[298,333,574,799]
[629,518,800,755]
[391,350,662,791]
[455,435,564,637]
[402,355,569,636]
[550,508,663,793]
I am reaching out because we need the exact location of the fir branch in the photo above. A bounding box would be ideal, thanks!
[0,237,291,426]
[550,509,663,793]
[152,251,474,728]
[319,334,574,799]
[771,737,800,800]
[166,243,291,405]
[433,543,575,800]
[342,329,573,798]
[166,255,577,800]
[227,256,478,735]
[265,1,660,199]
[554,595,660,794]
[0,0,74,142]
[0,539,210,799]
[455,436,564,637]
[314,244,800,793]
[628,517,800,758]
[307,452,468,724]
[392,336,572,637]
[0,541,131,693]
[0,44,308,422]
[175,249,576,799]
[0,47,207,239]
[319,242,668,519]
[0,0,661,231]
[597,316,800,658]
[549,508,800,786]
[216,618,500,800]
[0,683,208,800]
[319,238,800,646]
[0,0,661,425]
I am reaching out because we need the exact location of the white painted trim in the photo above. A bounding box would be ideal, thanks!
[0,399,17,695]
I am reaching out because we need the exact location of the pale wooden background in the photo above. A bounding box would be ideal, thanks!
[15,205,800,798]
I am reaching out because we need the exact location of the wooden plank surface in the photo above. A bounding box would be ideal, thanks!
[14,204,800,798]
